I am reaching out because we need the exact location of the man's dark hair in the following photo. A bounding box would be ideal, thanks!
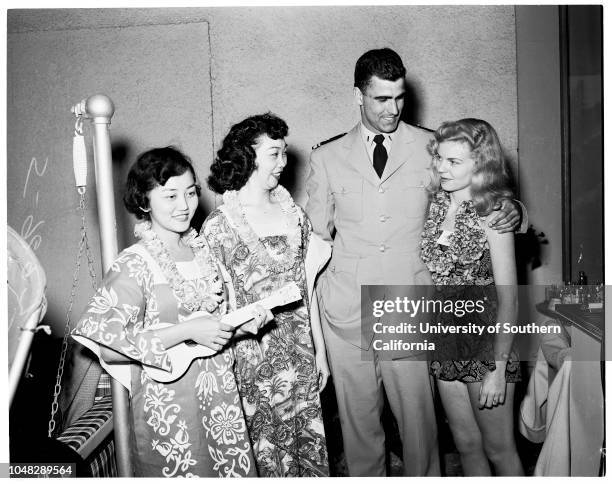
[354,48,406,92]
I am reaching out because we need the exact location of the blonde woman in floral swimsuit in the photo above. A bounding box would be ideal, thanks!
[420,119,523,476]
[72,147,267,477]
[203,113,330,477]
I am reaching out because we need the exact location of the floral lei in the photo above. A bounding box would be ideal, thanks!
[420,191,491,285]
[134,221,223,313]
[221,185,303,274]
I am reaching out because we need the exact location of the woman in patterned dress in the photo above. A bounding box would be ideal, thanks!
[420,119,524,475]
[202,113,331,477]
[72,147,263,477]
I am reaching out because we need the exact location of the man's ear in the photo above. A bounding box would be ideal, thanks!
[353,86,363,106]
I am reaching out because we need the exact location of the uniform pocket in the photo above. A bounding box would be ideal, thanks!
[391,170,429,218]
[330,178,363,223]
[397,169,428,189]
[321,255,361,324]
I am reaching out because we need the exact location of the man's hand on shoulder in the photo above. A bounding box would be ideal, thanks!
[488,198,521,234]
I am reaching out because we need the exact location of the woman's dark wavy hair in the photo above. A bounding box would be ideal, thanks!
[123,146,200,220]
[427,118,513,217]
[208,113,288,194]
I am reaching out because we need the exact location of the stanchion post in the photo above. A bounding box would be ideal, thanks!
[86,94,133,477]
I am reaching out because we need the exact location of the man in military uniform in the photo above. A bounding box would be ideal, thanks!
[305,48,520,476]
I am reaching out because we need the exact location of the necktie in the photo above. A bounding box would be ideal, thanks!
[373,134,387,178]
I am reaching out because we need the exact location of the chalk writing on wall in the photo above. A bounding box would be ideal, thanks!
[21,156,48,251]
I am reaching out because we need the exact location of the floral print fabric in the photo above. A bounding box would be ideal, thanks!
[420,192,521,383]
[72,246,256,477]
[203,208,329,477]
[421,191,493,286]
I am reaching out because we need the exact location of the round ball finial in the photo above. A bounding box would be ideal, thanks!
[85,94,115,121]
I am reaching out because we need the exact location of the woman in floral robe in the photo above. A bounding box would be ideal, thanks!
[202,114,330,477]
[72,147,258,477]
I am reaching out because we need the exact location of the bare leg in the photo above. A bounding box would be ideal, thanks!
[437,379,491,476]
[466,382,524,476]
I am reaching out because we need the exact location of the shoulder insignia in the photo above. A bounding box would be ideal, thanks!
[415,124,434,133]
[312,132,347,150]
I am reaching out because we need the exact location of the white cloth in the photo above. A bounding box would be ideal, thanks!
[304,232,332,337]
[520,323,603,476]
[532,359,572,476]
[519,348,548,443]
[519,323,571,443]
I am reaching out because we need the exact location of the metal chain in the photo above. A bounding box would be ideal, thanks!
[48,192,98,438]
[82,198,98,292]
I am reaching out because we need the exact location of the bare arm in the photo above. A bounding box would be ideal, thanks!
[152,315,234,351]
[310,293,330,391]
[479,219,518,408]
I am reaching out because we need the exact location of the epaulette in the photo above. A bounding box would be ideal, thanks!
[415,124,434,133]
[312,132,347,150]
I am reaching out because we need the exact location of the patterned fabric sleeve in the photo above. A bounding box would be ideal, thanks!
[72,251,171,371]
[201,210,239,309]
[201,209,231,266]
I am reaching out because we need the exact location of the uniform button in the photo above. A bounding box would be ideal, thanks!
[379,245,386,252]
[378,186,385,193]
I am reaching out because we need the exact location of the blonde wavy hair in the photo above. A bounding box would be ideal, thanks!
[427,118,513,217]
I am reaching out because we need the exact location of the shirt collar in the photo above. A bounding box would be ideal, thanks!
[360,122,393,146]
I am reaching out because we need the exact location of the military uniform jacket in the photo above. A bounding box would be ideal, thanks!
[306,121,435,348]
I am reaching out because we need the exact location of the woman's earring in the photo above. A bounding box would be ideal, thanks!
[140,207,150,213]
